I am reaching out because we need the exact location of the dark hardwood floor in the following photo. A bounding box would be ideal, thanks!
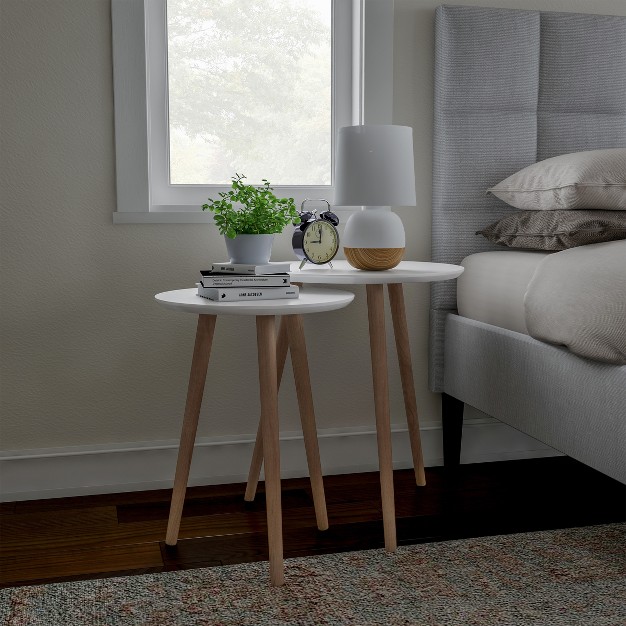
[1,457,624,589]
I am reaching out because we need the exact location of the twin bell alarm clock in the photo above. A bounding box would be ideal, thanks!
[292,199,340,269]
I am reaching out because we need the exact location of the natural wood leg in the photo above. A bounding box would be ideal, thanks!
[365,284,397,552]
[244,421,264,502]
[442,393,464,468]
[256,315,284,586]
[166,314,217,546]
[286,314,329,531]
[244,316,289,502]
[388,283,426,487]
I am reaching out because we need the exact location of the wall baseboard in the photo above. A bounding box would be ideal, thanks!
[0,419,560,502]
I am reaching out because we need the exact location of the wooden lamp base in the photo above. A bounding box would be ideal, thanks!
[344,247,405,271]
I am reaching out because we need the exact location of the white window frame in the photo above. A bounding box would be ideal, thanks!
[111,0,393,224]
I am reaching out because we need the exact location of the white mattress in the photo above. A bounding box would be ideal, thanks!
[456,250,551,335]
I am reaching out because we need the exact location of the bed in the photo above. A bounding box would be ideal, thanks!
[429,5,626,484]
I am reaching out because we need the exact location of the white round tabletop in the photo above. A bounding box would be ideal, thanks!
[289,260,464,285]
[155,287,355,316]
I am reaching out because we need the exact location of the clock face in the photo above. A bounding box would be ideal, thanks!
[302,220,339,264]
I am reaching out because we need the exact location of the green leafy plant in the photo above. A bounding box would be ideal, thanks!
[202,174,299,239]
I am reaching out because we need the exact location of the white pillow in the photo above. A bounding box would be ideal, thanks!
[487,148,626,210]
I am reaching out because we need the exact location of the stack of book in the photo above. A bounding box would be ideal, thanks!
[196,261,298,302]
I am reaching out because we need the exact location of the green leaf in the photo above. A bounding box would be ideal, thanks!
[200,173,304,235]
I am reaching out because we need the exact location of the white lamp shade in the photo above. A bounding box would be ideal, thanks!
[334,125,416,207]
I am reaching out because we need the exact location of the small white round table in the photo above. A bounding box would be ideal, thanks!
[245,261,464,553]
[155,287,355,587]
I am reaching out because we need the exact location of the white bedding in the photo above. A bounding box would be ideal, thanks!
[525,240,626,364]
[457,250,550,335]
[457,243,626,364]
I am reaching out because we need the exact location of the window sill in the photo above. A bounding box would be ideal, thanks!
[113,208,360,225]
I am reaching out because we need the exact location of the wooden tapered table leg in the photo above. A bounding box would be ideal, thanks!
[166,314,217,546]
[256,315,284,587]
[244,422,264,502]
[365,284,397,552]
[286,314,329,531]
[388,283,426,487]
[244,316,289,502]
[245,314,329,531]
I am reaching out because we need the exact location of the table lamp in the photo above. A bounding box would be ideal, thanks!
[334,125,416,270]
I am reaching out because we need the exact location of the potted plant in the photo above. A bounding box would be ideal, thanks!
[202,173,299,264]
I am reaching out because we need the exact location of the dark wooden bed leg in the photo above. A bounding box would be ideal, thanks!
[442,393,464,468]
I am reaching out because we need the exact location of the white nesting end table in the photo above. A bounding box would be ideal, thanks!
[245,260,464,553]
[155,287,355,587]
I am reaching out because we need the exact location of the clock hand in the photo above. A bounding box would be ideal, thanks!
[312,224,322,244]
[318,223,323,244]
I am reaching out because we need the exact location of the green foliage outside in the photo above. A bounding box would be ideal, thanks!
[167,0,331,185]
[202,174,299,238]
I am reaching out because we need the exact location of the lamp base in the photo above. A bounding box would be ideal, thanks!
[344,247,405,271]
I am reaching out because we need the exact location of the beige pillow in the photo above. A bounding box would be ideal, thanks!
[487,148,626,210]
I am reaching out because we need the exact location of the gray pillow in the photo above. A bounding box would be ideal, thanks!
[477,210,626,251]
[487,149,626,210]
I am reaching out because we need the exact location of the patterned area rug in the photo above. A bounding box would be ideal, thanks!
[1,524,624,626]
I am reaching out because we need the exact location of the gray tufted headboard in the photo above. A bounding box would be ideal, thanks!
[429,4,626,391]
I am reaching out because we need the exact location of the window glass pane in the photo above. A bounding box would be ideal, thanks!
[167,0,332,186]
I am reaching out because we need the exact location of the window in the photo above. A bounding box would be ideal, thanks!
[112,0,392,223]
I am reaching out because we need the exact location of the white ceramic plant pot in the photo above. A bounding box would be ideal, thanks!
[225,234,274,265]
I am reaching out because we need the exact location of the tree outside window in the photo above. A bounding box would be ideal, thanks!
[167,0,332,186]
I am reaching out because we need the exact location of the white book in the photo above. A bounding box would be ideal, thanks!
[199,271,290,288]
[196,283,299,302]
[210,261,292,275]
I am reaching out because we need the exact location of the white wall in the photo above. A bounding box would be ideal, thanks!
[2,0,624,496]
